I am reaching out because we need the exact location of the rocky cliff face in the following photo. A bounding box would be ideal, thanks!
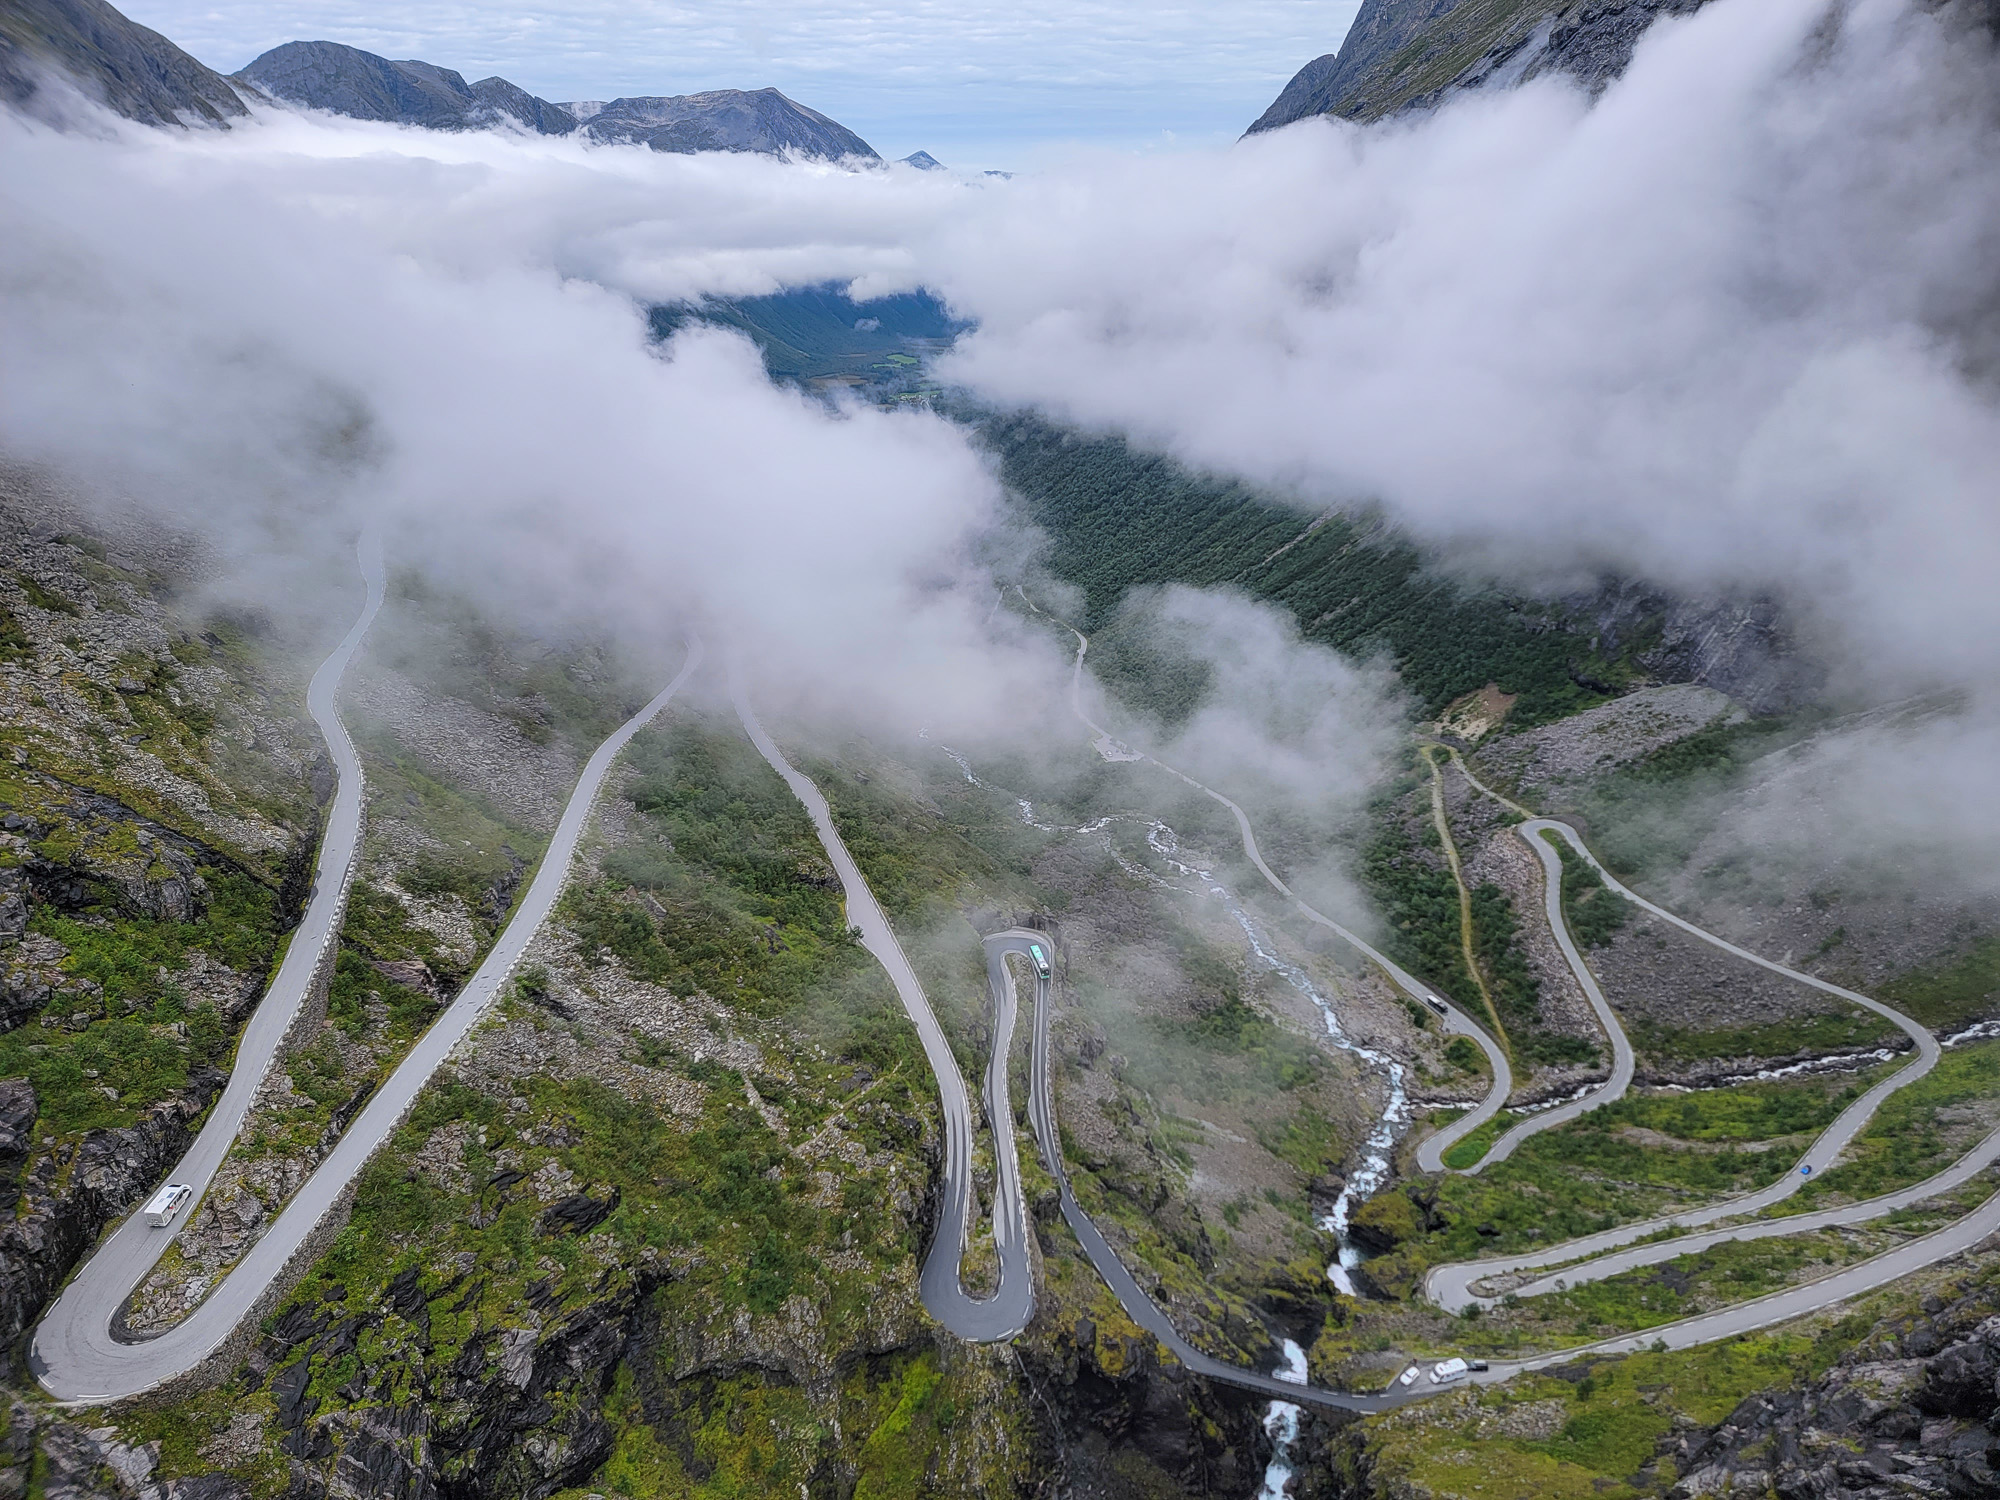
[1245,0,1715,133]
[581,87,879,159]
[1573,580,1821,716]
[0,0,247,128]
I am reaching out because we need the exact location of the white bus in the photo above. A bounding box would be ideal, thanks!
[1028,943,1052,979]
[143,1182,193,1228]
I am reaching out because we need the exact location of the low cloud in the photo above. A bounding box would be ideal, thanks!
[0,108,1051,741]
[933,0,2000,704]
[10,0,2000,918]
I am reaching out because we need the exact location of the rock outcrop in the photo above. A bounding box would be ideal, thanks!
[0,0,248,128]
[1664,1287,2000,1498]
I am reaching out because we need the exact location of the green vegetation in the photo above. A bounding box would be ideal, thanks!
[1360,802,1481,1014]
[130,705,1041,1496]
[1548,836,1631,949]
[356,729,541,919]
[1627,1009,1897,1065]
[1358,1258,2000,1499]
[1361,1098,1829,1299]
[1441,1110,1516,1170]
[0,874,281,1137]
[648,284,959,383]
[242,953,437,1159]
[567,718,914,1068]
[1470,880,1596,1067]
[1601,1070,1875,1143]
[583,1350,985,1500]
[1772,1038,2000,1212]
[982,411,1641,723]
[1881,935,2000,1029]
[1361,1322,1838,1499]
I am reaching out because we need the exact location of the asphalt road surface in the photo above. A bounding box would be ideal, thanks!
[32,607,700,1403]
[1466,820,1639,1168]
[733,672,1034,1342]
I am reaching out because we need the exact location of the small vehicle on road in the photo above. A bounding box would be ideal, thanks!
[1397,1366,1420,1387]
[1469,1360,1490,1372]
[143,1182,193,1228]
[1028,943,1052,979]
[1429,1358,1469,1384]
[1425,995,1448,1016]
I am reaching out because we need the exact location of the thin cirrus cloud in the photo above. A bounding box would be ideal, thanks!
[112,0,1365,162]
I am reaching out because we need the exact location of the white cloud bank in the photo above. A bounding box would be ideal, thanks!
[6,0,2000,894]
[934,0,2000,703]
[0,110,1045,739]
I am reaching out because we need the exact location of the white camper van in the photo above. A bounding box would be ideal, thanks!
[144,1182,193,1228]
[1429,1358,1470,1385]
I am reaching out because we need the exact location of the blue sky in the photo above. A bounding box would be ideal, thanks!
[119,0,1362,165]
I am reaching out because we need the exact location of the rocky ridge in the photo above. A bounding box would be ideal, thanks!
[0,0,247,129]
[1245,0,1717,133]
[233,41,574,135]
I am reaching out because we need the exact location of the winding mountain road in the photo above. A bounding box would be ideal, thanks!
[732,672,1035,1342]
[32,562,700,1404]
[1005,601,2000,1406]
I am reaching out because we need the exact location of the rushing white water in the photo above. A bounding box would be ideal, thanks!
[928,740,1411,1295]
[1258,1338,1310,1499]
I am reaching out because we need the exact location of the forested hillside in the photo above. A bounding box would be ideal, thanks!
[979,412,1633,725]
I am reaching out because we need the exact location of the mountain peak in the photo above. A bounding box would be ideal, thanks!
[582,87,878,160]
[900,149,945,170]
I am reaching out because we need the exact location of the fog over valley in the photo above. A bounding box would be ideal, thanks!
[6,1,2000,1496]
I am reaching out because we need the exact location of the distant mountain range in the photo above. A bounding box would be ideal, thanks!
[2,0,878,160]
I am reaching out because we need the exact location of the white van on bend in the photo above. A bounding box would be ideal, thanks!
[1429,1357,1470,1384]
[143,1182,193,1228]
